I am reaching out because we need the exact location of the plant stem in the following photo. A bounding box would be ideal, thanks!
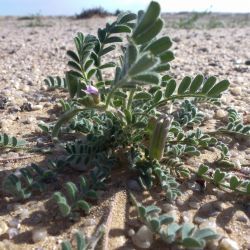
[127,89,135,110]
[188,167,248,195]
[145,93,208,113]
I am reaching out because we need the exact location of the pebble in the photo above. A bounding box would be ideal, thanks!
[162,204,176,213]
[182,211,192,222]
[245,60,250,65]
[219,238,240,250]
[32,227,47,243]
[231,87,242,96]
[8,218,20,228]
[8,228,19,239]
[127,180,142,192]
[245,114,250,123]
[83,218,96,227]
[193,216,206,224]
[188,201,199,209]
[32,104,43,110]
[234,211,249,223]
[215,109,227,120]
[128,229,135,237]
[199,220,217,230]
[19,208,30,220]
[0,221,8,234]
[187,182,201,191]
[132,225,153,249]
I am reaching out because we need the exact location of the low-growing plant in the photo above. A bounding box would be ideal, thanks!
[53,176,97,218]
[61,225,105,250]
[2,163,56,200]
[2,1,249,249]
[40,0,249,200]
[130,194,219,248]
[0,133,26,149]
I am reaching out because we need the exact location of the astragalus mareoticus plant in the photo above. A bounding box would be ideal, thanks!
[3,1,250,249]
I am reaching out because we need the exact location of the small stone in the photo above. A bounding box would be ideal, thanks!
[234,210,249,223]
[19,208,30,220]
[188,201,199,209]
[224,226,232,234]
[83,218,96,227]
[187,182,201,191]
[199,220,217,230]
[127,180,142,192]
[128,229,135,237]
[162,204,175,213]
[182,211,192,222]
[0,221,8,234]
[231,87,242,96]
[245,114,250,123]
[8,218,20,228]
[215,109,227,120]
[193,216,206,224]
[8,228,19,239]
[32,227,47,243]
[245,60,250,65]
[32,104,43,111]
[219,238,240,250]
[132,225,153,249]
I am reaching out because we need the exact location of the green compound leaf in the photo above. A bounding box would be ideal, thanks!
[133,18,164,45]
[110,25,131,33]
[58,202,71,217]
[65,182,78,202]
[117,12,137,24]
[190,74,204,93]
[197,164,209,176]
[134,91,152,100]
[229,176,241,190]
[145,36,172,55]
[128,53,158,76]
[207,79,230,97]
[103,36,122,44]
[201,76,217,93]
[132,73,160,85]
[75,231,86,250]
[165,79,176,97]
[150,218,161,232]
[77,200,91,214]
[61,241,72,250]
[133,1,161,37]
[182,237,203,248]
[193,228,218,241]
[177,76,192,94]
[213,169,226,185]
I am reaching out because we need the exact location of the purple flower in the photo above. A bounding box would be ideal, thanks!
[84,85,99,95]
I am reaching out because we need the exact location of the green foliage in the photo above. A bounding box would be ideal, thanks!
[131,194,218,248]
[175,100,204,127]
[218,108,250,138]
[44,76,67,89]
[2,164,56,200]
[53,176,98,218]
[0,133,26,148]
[61,225,105,250]
[197,164,250,195]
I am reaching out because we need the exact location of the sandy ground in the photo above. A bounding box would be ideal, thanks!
[0,15,250,250]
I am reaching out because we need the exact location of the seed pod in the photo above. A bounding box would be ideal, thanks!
[149,116,172,160]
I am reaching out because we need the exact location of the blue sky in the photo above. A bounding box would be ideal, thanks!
[0,0,249,15]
